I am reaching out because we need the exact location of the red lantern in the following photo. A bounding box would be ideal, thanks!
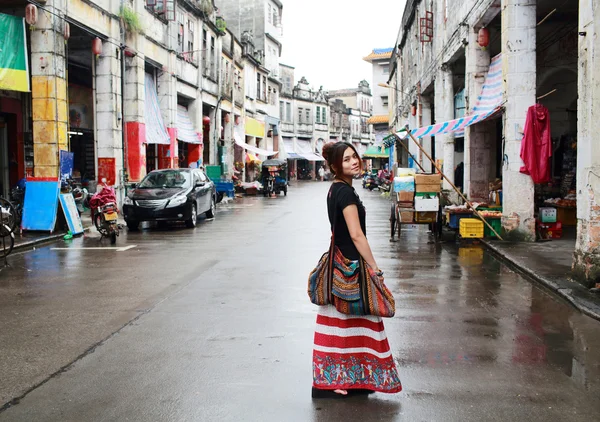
[91,37,103,56]
[411,105,417,116]
[25,4,38,26]
[63,22,70,41]
[202,116,211,125]
[478,27,490,48]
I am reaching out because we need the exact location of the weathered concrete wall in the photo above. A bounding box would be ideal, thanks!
[500,0,536,240]
[573,0,600,287]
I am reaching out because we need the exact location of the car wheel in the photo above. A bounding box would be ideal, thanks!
[205,197,216,219]
[185,204,197,228]
[126,220,139,231]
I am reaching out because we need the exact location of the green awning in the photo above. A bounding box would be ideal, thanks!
[362,145,390,158]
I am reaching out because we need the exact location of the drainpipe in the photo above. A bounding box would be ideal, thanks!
[119,0,128,195]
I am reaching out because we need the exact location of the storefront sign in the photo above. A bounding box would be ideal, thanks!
[59,150,74,183]
[68,84,94,129]
[245,117,265,138]
[0,13,29,92]
[97,158,116,185]
[59,193,84,235]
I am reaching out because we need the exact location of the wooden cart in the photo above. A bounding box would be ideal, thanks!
[390,190,442,242]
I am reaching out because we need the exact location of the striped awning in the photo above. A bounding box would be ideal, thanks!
[407,53,503,140]
[144,73,170,145]
[296,139,325,161]
[176,105,201,144]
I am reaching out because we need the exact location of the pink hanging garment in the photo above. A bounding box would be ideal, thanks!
[520,104,552,184]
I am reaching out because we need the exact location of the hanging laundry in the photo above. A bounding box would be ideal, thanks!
[520,104,552,184]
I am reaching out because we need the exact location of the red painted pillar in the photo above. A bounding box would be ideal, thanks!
[126,122,146,182]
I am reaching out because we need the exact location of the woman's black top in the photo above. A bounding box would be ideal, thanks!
[327,182,366,260]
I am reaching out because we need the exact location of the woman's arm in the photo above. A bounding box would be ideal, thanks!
[342,204,379,270]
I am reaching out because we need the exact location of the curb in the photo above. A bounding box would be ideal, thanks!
[11,226,93,253]
[481,239,600,322]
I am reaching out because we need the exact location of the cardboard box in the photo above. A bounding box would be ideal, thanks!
[399,211,414,222]
[415,174,441,185]
[415,211,437,223]
[397,191,415,202]
[397,202,413,209]
[415,196,440,211]
[416,183,441,193]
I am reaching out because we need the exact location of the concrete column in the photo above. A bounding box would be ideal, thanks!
[123,32,146,181]
[434,68,454,186]
[30,0,67,177]
[573,0,600,287]
[501,0,536,240]
[95,31,123,187]
[420,97,433,173]
[465,26,491,199]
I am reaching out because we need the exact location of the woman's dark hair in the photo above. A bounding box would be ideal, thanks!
[321,142,362,176]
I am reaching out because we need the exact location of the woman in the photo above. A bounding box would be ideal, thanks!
[312,142,402,399]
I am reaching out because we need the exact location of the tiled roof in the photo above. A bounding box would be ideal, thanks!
[363,48,394,62]
[367,115,389,124]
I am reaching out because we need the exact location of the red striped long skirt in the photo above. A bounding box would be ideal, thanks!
[312,305,402,393]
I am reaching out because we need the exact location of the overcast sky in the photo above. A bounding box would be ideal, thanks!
[279,0,406,91]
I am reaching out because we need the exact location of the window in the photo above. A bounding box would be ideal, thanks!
[272,8,278,26]
[256,74,261,99]
[286,103,292,122]
[316,107,320,123]
[210,36,215,77]
[383,66,389,74]
[177,13,184,53]
[262,75,267,101]
[271,89,277,106]
[268,86,272,104]
[202,29,208,76]
[305,109,310,123]
[280,101,284,119]
[268,4,272,24]
[321,107,327,124]
[298,107,303,123]
[382,96,389,106]
[186,19,194,63]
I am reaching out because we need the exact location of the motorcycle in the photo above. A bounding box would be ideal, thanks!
[378,176,392,192]
[362,172,378,190]
[89,183,120,244]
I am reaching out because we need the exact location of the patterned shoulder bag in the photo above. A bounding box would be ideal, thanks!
[307,185,395,318]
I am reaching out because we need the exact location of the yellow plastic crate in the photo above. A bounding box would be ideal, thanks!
[459,218,484,238]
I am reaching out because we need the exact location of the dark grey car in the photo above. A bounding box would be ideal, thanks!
[123,168,216,229]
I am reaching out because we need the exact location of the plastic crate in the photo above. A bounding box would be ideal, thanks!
[482,217,502,238]
[459,218,484,238]
[214,180,235,198]
[205,165,222,181]
[448,212,473,229]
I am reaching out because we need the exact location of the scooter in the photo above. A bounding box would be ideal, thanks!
[89,183,120,244]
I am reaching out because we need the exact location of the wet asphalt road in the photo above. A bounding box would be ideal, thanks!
[1,181,599,421]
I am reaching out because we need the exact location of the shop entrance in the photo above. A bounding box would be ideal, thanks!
[67,24,97,183]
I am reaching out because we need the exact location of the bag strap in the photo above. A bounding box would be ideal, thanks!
[327,185,337,303]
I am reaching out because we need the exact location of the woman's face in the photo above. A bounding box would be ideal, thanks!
[340,147,361,177]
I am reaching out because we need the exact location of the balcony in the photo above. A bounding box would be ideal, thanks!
[297,123,313,135]
[280,122,295,134]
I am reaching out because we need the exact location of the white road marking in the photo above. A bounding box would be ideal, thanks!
[51,245,137,252]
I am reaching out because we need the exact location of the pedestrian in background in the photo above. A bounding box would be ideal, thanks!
[318,165,325,181]
[311,141,402,399]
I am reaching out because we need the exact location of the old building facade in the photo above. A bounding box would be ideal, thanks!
[390,0,600,286]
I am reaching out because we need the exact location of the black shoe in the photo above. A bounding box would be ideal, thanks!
[311,387,350,399]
